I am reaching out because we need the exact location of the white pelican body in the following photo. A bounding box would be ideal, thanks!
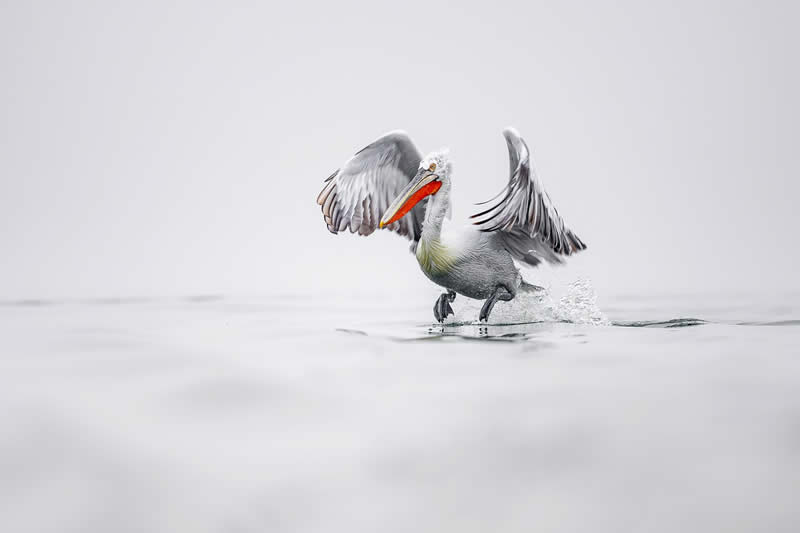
[317,128,586,322]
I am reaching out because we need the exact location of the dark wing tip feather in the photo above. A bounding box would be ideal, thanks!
[471,128,587,262]
[316,170,339,205]
[567,231,587,252]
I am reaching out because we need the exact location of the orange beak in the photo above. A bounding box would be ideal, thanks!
[380,172,441,228]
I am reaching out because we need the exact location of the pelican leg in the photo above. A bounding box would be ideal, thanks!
[479,285,515,323]
[433,290,456,323]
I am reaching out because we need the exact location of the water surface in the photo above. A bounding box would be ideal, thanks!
[1,290,798,532]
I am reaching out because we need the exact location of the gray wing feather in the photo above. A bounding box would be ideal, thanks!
[471,128,586,267]
[316,131,425,241]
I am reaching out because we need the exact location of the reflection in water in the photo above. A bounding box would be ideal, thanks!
[614,318,707,328]
[427,322,545,342]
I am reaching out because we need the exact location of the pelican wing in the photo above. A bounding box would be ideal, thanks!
[316,131,426,241]
[471,128,586,267]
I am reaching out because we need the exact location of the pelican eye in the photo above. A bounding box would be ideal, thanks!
[428,163,437,172]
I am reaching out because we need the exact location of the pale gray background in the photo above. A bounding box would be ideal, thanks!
[3,4,800,532]
[2,0,798,299]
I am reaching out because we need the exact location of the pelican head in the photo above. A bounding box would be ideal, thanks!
[379,150,451,228]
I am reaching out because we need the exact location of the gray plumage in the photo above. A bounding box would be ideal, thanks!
[316,131,427,241]
[472,127,586,266]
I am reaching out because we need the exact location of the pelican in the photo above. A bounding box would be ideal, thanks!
[316,128,586,323]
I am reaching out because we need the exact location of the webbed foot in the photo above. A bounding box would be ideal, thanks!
[479,285,515,323]
[478,296,496,323]
[433,290,456,323]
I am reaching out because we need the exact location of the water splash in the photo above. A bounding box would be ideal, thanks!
[449,278,609,326]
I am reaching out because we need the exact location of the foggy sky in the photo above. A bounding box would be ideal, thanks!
[2,0,798,299]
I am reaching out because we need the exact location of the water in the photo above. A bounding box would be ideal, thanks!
[1,288,799,532]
